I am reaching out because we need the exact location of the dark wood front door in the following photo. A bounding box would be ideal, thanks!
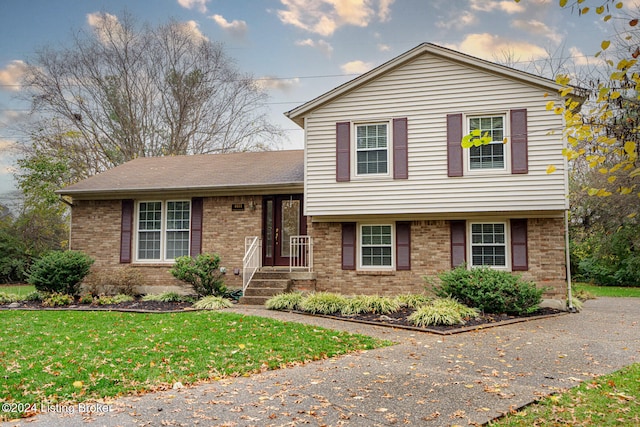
[263,195,305,266]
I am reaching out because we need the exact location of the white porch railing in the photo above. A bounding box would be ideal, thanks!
[290,236,313,272]
[243,236,261,294]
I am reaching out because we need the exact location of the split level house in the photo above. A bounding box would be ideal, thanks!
[58,43,575,305]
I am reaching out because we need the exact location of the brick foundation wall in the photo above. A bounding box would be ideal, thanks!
[307,217,567,299]
[70,196,262,294]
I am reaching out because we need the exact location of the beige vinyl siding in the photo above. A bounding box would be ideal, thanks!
[304,53,568,216]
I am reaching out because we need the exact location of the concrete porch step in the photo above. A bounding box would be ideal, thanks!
[237,295,272,305]
[243,286,289,297]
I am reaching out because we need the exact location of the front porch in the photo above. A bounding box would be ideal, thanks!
[239,236,315,305]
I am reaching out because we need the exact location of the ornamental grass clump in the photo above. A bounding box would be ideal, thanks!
[265,292,304,311]
[0,292,19,304]
[193,296,233,310]
[299,292,348,315]
[365,295,401,314]
[433,266,546,315]
[142,291,189,303]
[340,295,372,316]
[408,297,479,327]
[394,293,433,309]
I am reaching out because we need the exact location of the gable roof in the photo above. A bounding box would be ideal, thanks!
[285,43,567,127]
[58,150,304,199]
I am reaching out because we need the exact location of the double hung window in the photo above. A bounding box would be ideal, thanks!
[470,222,506,267]
[356,123,388,175]
[468,115,505,170]
[137,201,190,261]
[360,224,393,267]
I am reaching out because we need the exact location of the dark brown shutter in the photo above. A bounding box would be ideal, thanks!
[447,113,463,177]
[510,109,528,174]
[342,222,356,270]
[120,199,134,264]
[393,117,408,179]
[450,220,466,268]
[396,221,411,270]
[190,197,203,256]
[336,122,351,182]
[511,219,528,271]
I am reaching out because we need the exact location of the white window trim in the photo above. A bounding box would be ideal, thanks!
[468,221,510,270]
[352,120,393,180]
[464,113,510,174]
[358,223,395,271]
[134,200,191,264]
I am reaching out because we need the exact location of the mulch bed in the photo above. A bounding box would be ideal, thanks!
[1,299,567,334]
[292,307,567,335]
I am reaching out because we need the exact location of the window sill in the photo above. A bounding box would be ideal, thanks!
[131,262,174,267]
[356,270,395,276]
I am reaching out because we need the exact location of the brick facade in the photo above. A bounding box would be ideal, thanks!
[71,198,567,299]
[70,196,262,294]
[302,218,567,299]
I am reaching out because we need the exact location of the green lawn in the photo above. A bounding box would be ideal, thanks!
[0,284,35,297]
[574,282,640,298]
[490,363,640,426]
[0,310,388,420]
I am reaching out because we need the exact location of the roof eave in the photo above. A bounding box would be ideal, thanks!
[56,182,304,200]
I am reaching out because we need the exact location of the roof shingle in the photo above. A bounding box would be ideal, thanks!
[58,150,304,196]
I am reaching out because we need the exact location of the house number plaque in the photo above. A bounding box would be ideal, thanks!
[232,204,245,211]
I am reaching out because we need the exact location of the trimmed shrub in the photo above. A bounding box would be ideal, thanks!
[28,251,94,296]
[193,296,233,310]
[408,297,479,327]
[299,292,348,315]
[265,292,304,311]
[432,266,546,315]
[170,253,226,297]
[23,290,43,302]
[83,267,142,296]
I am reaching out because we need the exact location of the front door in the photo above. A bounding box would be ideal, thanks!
[263,195,305,266]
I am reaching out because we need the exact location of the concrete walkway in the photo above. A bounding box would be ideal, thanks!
[5,298,639,426]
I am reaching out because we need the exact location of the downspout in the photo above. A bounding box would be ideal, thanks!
[565,209,576,312]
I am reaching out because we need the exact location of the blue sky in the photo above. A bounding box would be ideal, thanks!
[0,0,620,199]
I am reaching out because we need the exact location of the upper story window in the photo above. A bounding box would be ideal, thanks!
[137,200,190,262]
[468,115,505,170]
[356,123,388,175]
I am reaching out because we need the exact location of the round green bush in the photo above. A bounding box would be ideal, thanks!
[27,251,94,296]
[432,266,546,315]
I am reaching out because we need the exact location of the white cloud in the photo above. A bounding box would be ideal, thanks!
[295,38,334,56]
[378,0,395,21]
[0,138,17,152]
[341,60,373,74]
[448,33,548,62]
[436,10,476,30]
[469,0,524,14]
[277,0,394,36]
[511,19,561,44]
[256,76,300,92]
[0,60,27,91]
[211,14,248,39]
[87,12,123,45]
[377,43,390,52]
[177,0,209,13]
[179,20,208,42]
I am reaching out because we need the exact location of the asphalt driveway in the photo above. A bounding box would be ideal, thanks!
[4,297,639,426]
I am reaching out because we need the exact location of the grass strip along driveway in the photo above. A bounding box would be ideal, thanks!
[0,310,387,420]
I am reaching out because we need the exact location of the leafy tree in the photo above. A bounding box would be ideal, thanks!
[19,11,281,179]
